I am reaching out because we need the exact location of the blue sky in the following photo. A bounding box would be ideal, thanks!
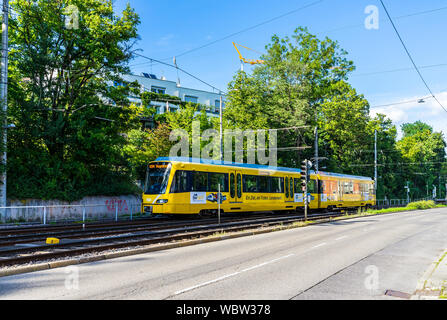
[114,0,447,137]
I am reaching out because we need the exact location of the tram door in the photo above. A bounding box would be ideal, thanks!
[236,171,243,203]
[229,171,243,203]
[284,176,294,203]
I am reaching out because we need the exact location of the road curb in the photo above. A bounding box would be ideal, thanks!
[411,251,447,300]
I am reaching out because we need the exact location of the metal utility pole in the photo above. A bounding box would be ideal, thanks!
[219,96,223,161]
[218,184,221,225]
[404,182,410,204]
[0,0,9,212]
[314,127,319,172]
[374,130,378,195]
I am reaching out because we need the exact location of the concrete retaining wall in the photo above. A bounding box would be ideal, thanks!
[4,195,143,223]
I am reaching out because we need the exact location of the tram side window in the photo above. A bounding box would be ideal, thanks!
[294,178,302,193]
[369,183,375,195]
[237,174,242,198]
[209,172,229,192]
[361,183,370,194]
[307,180,318,194]
[342,181,354,194]
[230,173,235,198]
[192,172,208,192]
[271,177,284,193]
[243,175,259,193]
[258,176,269,193]
[170,170,190,193]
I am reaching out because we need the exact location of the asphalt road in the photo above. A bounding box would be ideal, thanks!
[0,208,446,300]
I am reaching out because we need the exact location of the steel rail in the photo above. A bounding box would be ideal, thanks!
[0,211,350,267]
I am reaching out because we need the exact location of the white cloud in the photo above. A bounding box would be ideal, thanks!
[370,91,447,138]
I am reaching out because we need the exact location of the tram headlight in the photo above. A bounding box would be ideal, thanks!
[156,199,168,204]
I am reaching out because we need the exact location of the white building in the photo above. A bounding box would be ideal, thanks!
[120,73,226,120]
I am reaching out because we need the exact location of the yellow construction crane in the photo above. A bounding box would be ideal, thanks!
[232,42,264,71]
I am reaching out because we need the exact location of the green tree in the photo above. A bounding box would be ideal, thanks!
[7,0,141,201]
[123,123,173,181]
[317,81,370,173]
[397,122,446,199]
[401,121,433,138]
[367,114,402,199]
[224,28,367,168]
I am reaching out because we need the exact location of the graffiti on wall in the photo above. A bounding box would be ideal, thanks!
[105,198,129,212]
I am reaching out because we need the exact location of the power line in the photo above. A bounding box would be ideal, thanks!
[369,86,447,109]
[133,52,226,94]
[353,63,447,78]
[370,96,434,109]
[134,0,324,66]
[320,4,447,35]
[173,0,324,60]
[380,0,447,114]
[129,3,447,70]
[349,161,447,167]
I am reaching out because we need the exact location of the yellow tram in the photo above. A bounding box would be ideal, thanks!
[142,157,376,216]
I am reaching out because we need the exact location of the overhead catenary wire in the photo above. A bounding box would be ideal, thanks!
[133,52,226,94]
[128,0,324,69]
[353,63,447,78]
[348,161,447,167]
[319,4,447,35]
[129,3,447,70]
[167,0,324,61]
[380,0,447,115]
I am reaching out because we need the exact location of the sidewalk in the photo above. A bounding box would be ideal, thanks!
[412,251,447,300]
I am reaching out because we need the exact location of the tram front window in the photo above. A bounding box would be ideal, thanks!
[144,163,172,195]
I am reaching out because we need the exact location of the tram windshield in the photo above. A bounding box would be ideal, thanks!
[144,162,172,194]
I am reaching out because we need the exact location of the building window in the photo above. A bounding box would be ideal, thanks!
[184,95,198,103]
[215,99,225,108]
[151,86,166,94]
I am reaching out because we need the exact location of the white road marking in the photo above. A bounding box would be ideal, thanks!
[174,254,295,296]
[312,242,327,249]
[407,215,424,220]
[335,235,348,241]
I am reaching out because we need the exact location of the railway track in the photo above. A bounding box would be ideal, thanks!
[0,211,305,244]
[0,211,352,268]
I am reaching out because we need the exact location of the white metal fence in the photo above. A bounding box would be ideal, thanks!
[0,202,146,225]
[375,198,433,209]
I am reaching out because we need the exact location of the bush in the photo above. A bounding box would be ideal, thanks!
[406,200,436,210]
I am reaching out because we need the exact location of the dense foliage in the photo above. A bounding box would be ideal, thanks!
[7,0,142,201]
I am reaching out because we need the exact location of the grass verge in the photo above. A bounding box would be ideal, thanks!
[366,200,447,215]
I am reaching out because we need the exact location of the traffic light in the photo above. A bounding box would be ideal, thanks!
[301,160,312,191]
